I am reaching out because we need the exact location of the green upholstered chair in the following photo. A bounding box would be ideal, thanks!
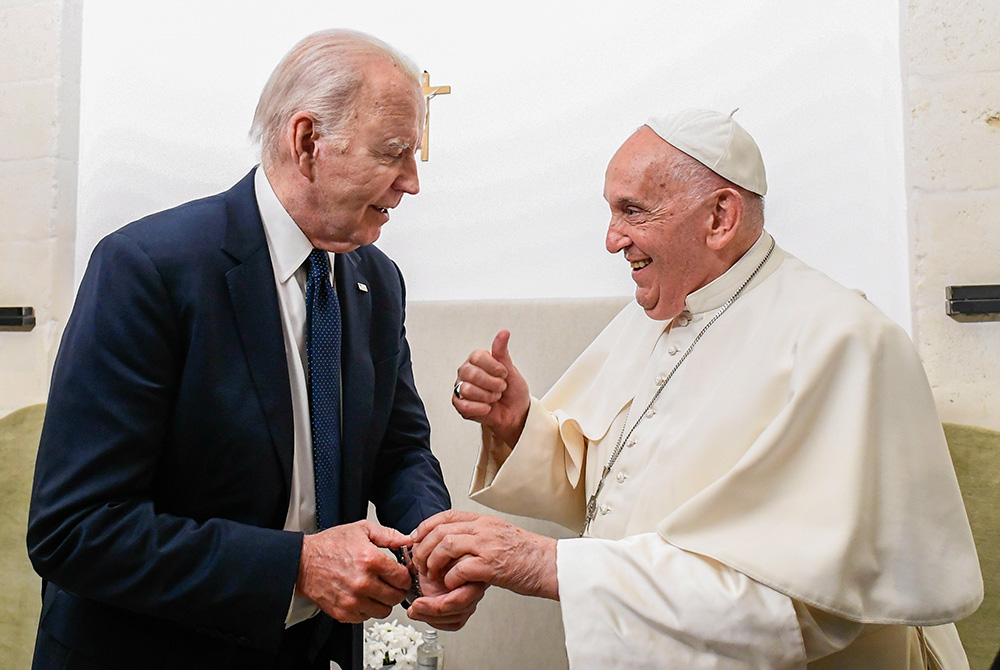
[0,404,44,668]
[946,423,1000,670]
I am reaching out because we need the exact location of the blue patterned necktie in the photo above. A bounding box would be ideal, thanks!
[306,249,342,530]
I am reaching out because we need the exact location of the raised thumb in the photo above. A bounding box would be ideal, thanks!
[491,329,513,366]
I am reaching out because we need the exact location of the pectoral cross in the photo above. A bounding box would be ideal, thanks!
[420,71,451,162]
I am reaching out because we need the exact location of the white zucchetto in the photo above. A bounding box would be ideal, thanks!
[645,109,767,196]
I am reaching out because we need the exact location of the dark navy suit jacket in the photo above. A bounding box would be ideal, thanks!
[26,169,450,670]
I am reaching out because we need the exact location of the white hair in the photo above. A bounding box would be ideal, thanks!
[249,29,421,162]
[667,148,765,229]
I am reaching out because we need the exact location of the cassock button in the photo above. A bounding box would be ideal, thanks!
[626,438,636,448]
[600,504,611,515]
[667,345,679,355]
[676,312,691,327]
[654,375,665,386]
[645,409,656,419]
[616,471,628,484]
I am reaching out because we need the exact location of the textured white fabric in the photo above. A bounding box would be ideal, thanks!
[470,232,982,667]
[557,533,806,669]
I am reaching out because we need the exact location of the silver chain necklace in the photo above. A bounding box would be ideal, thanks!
[581,238,776,536]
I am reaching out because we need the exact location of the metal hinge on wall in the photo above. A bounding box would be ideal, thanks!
[0,306,35,331]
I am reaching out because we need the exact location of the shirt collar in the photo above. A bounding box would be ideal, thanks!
[684,230,780,315]
[254,165,315,283]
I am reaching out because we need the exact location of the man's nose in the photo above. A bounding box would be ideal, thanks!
[606,218,629,254]
[395,151,420,195]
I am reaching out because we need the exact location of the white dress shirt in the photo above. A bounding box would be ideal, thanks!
[254,166,332,626]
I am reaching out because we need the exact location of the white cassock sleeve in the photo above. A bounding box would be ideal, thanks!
[471,397,587,530]
[556,533,807,670]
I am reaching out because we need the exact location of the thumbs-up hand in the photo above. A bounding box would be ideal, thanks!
[452,330,531,446]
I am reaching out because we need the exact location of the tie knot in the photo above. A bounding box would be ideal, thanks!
[308,249,331,281]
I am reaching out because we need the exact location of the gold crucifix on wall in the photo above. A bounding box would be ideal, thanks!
[420,71,451,161]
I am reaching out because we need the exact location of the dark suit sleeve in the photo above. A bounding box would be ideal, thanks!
[368,263,450,533]
[27,232,300,651]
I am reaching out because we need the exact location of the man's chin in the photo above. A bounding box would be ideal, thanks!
[353,227,382,248]
[635,290,656,315]
[635,294,675,322]
[639,304,662,320]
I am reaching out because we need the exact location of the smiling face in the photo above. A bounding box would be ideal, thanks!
[298,58,425,251]
[603,127,724,320]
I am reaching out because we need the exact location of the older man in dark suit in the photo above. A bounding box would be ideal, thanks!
[27,29,474,670]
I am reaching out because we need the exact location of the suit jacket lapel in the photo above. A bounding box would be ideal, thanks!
[335,252,373,519]
[221,170,295,491]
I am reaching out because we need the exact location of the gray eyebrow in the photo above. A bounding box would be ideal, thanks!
[386,138,413,151]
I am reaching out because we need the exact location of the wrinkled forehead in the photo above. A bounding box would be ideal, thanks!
[359,60,424,107]
[350,65,425,135]
[604,129,684,195]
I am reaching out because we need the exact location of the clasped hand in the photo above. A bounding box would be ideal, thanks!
[408,511,559,616]
[296,520,413,624]
[295,518,489,631]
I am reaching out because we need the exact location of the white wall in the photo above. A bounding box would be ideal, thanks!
[77,0,910,329]
[901,1,1000,432]
[0,0,81,422]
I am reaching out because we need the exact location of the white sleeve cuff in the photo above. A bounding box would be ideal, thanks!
[470,396,553,495]
[468,397,586,530]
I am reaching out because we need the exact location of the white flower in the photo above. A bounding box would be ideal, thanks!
[363,620,424,670]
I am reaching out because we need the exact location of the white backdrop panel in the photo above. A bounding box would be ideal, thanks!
[77,0,909,329]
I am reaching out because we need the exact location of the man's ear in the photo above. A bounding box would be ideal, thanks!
[705,187,743,251]
[288,112,318,180]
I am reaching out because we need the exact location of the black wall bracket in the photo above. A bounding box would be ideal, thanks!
[946,285,1000,321]
[0,306,36,331]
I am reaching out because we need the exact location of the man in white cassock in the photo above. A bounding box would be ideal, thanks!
[406,109,984,669]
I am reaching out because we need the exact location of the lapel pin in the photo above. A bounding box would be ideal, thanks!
[357,282,368,293]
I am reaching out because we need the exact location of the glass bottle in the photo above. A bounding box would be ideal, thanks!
[417,629,444,670]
